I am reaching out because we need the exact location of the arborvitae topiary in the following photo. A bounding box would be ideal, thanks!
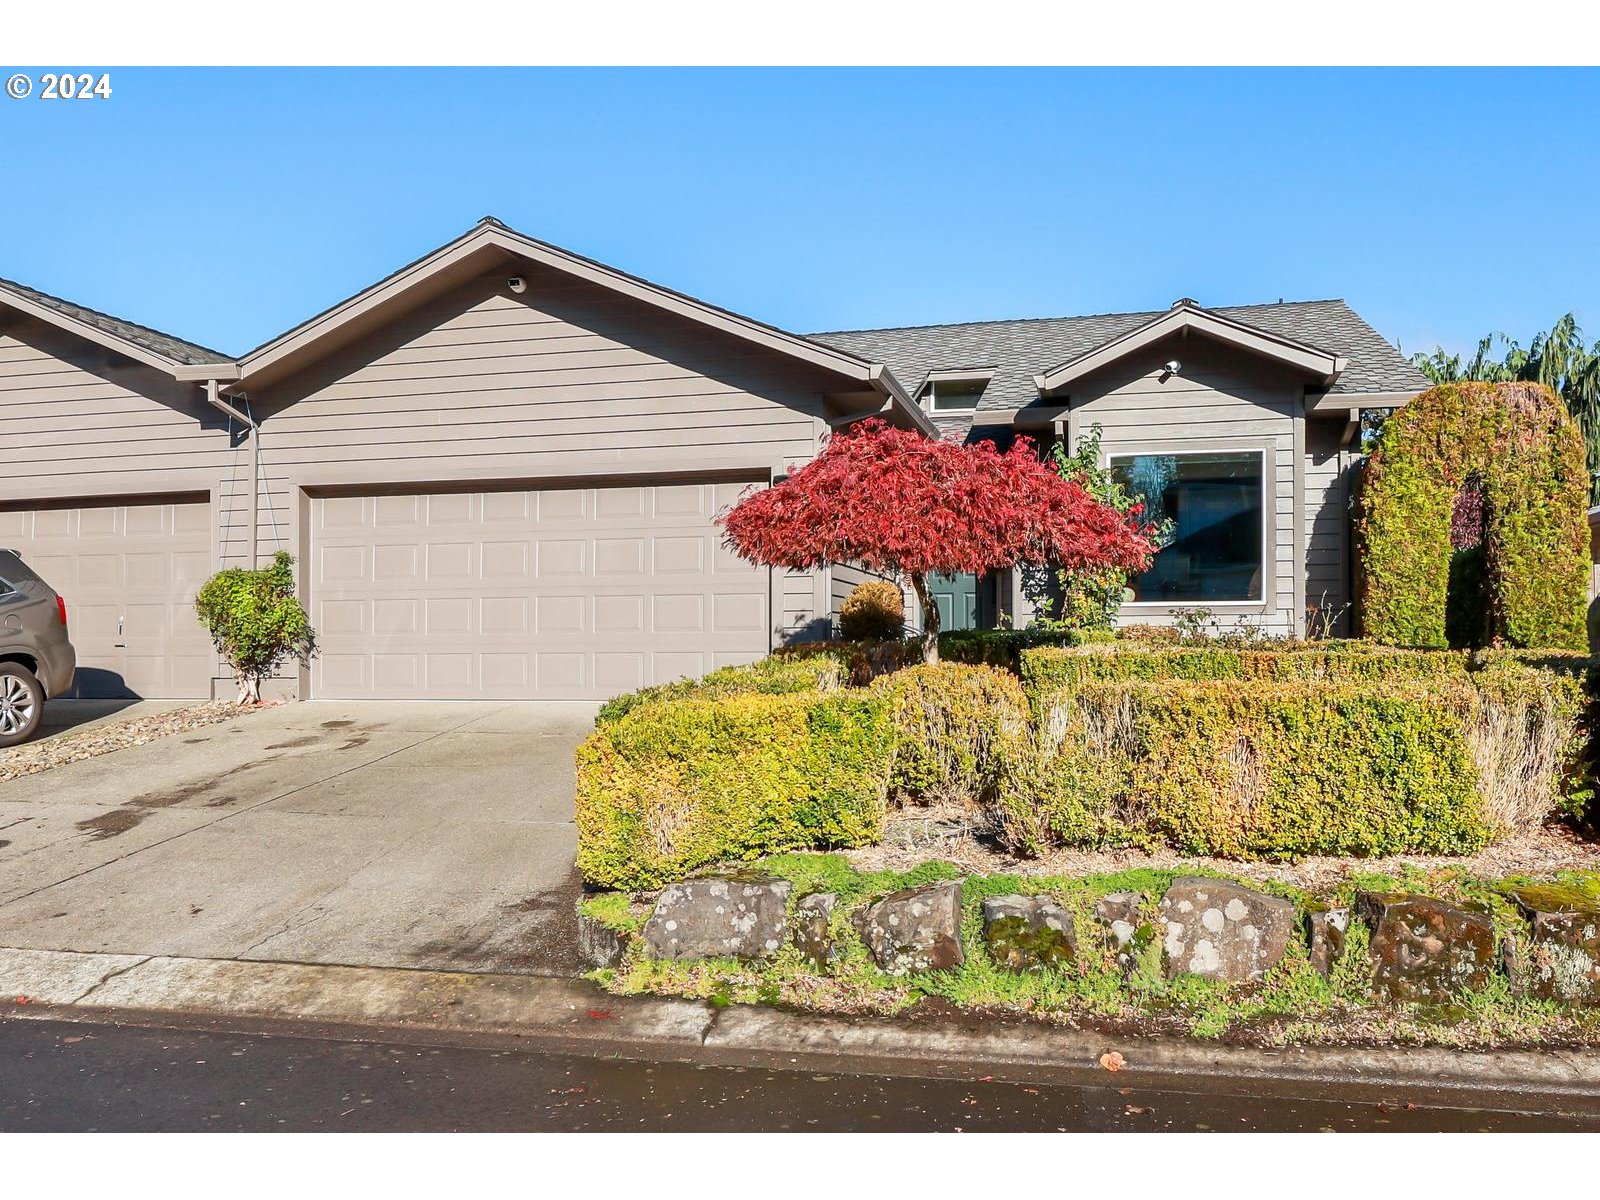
[1356,382,1589,650]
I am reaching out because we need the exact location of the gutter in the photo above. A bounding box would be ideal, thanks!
[203,378,256,429]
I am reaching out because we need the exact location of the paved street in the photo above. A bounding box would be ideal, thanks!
[0,702,593,975]
[3,1018,1598,1132]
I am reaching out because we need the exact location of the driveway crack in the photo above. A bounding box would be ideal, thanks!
[69,954,153,1003]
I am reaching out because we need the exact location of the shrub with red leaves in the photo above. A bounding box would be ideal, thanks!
[718,420,1158,661]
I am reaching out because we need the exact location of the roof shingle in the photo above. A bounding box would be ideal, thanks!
[811,299,1428,436]
[0,276,230,366]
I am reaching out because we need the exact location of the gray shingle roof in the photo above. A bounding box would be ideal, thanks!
[811,299,1429,435]
[0,276,230,366]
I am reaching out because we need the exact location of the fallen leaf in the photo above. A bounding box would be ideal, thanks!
[976,1075,993,1082]
[13,996,30,1005]
[587,1009,613,1020]
[1099,1051,1125,1072]
[62,1036,84,1044]
[1118,1087,1133,1096]
[1124,1105,1152,1115]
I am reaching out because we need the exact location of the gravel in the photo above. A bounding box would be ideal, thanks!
[0,702,263,784]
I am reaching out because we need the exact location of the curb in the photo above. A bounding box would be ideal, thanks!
[5,945,1600,1100]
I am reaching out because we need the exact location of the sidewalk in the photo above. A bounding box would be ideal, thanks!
[7,944,1600,1104]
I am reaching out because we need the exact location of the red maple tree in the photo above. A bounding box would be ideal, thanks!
[718,419,1159,662]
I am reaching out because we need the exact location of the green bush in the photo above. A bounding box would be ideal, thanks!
[1356,381,1589,650]
[937,627,1115,672]
[575,691,894,889]
[871,663,1030,805]
[194,551,316,704]
[1020,642,1480,698]
[838,580,906,641]
[1026,673,1586,859]
[595,649,851,726]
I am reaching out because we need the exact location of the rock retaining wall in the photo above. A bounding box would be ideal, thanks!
[583,873,1600,1007]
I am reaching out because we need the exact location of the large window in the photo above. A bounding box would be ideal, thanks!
[1109,450,1265,603]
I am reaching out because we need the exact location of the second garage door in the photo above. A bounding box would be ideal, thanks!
[311,481,771,700]
[0,497,214,698]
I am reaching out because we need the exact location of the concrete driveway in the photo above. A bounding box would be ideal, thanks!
[0,701,594,975]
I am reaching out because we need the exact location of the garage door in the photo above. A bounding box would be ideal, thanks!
[0,498,213,698]
[311,482,771,699]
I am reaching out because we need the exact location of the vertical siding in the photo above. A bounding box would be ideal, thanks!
[251,267,840,646]
[1068,337,1301,637]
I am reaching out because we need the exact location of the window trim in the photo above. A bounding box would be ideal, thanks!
[921,370,993,415]
[1104,443,1274,612]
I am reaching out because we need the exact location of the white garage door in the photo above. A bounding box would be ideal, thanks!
[0,498,213,698]
[310,481,771,700]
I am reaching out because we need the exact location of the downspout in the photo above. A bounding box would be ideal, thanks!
[205,380,260,568]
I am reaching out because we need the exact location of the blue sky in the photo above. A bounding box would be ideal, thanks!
[1,67,1594,359]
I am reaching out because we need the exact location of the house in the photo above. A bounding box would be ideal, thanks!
[0,218,1426,701]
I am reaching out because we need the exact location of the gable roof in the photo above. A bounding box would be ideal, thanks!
[0,275,231,374]
[234,216,935,435]
[811,298,1430,424]
[1037,300,1345,393]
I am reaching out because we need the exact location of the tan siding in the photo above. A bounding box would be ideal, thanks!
[1069,337,1301,636]
[253,268,837,649]
[1304,418,1353,635]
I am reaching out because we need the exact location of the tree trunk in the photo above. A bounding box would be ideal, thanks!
[237,672,262,706]
[908,572,941,664]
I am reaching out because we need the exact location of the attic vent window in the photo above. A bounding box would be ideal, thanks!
[926,378,987,413]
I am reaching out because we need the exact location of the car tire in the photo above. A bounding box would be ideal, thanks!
[0,663,44,748]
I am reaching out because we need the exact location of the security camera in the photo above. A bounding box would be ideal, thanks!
[1162,359,1181,376]
[507,276,527,294]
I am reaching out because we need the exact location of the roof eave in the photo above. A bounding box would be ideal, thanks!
[0,284,204,379]
[1038,305,1345,394]
[234,221,888,395]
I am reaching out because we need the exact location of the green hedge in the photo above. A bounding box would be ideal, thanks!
[595,649,852,726]
[1020,641,1596,698]
[576,692,894,890]
[937,627,1115,672]
[871,663,1030,804]
[1025,671,1584,859]
[1356,381,1589,650]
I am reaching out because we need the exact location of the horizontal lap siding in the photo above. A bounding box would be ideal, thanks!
[1304,418,1352,634]
[1068,338,1301,636]
[0,319,229,499]
[253,269,835,642]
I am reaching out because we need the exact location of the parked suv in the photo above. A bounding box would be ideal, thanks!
[0,549,76,747]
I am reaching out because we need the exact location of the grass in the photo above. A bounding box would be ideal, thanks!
[586,853,1600,1048]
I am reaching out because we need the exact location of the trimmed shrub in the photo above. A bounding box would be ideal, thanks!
[839,580,906,641]
[194,550,316,704]
[871,663,1030,805]
[1020,642,1480,698]
[938,627,1115,673]
[1356,381,1589,650]
[1024,668,1584,859]
[595,650,850,726]
[575,691,894,890]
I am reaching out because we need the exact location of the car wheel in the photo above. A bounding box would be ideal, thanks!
[0,663,44,748]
